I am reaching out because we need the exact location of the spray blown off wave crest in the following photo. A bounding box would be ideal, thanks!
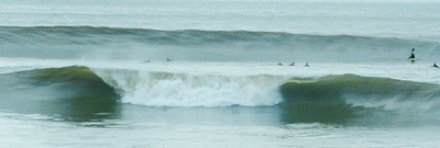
[1,26,440,62]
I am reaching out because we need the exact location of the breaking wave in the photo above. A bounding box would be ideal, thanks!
[1,66,440,123]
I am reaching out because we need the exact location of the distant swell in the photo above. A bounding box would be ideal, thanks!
[1,26,440,62]
[1,26,436,45]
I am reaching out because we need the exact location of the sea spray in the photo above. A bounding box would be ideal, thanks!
[95,68,286,107]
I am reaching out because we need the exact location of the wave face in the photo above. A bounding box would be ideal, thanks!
[0,66,120,121]
[280,74,440,123]
[1,26,440,62]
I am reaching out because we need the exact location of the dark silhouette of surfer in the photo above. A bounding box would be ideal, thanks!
[289,62,295,66]
[433,63,439,68]
[305,62,310,67]
[408,48,416,63]
[278,62,283,66]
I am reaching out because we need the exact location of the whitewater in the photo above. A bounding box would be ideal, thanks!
[1,0,440,147]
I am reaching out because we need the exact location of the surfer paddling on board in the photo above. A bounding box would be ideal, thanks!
[433,63,439,68]
[408,48,416,63]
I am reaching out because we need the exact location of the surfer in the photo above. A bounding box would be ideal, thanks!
[305,62,310,67]
[433,63,439,68]
[166,58,173,62]
[289,62,295,66]
[408,48,416,63]
[278,62,283,66]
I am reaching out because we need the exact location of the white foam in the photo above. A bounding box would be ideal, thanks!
[96,69,287,107]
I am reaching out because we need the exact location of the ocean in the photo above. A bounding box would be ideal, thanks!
[1,0,440,147]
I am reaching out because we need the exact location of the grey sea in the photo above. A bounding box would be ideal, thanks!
[1,0,440,147]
